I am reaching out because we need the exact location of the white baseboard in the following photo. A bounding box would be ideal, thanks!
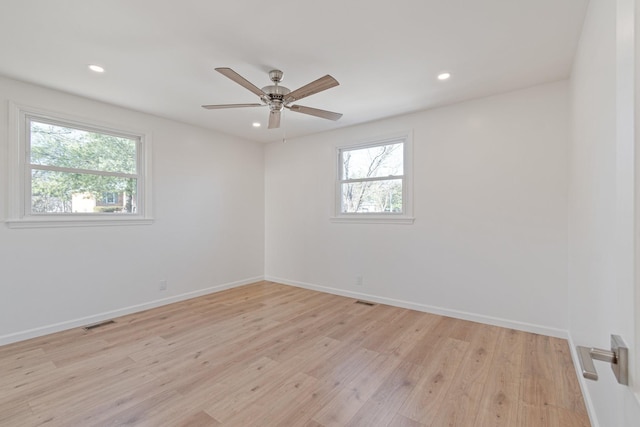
[265,276,568,339]
[0,276,263,346]
[567,334,599,427]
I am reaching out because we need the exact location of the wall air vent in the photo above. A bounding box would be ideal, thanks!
[355,300,376,306]
[83,320,115,330]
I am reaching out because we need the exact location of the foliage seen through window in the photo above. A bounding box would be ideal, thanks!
[28,119,139,214]
[340,141,404,214]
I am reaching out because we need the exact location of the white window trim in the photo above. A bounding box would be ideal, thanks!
[331,131,414,224]
[5,102,153,228]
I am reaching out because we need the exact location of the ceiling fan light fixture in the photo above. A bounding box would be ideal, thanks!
[437,72,451,80]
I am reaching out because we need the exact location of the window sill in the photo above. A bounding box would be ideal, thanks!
[5,217,154,229]
[330,216,415,225]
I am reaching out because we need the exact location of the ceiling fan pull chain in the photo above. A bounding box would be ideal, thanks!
[282,112,287,143]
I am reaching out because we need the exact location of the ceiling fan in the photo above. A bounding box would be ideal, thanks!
[202,68,343,129]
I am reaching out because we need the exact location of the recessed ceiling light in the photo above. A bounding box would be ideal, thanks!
[88,64,105,73]
[437,72,451,81]
[252,122,261,128]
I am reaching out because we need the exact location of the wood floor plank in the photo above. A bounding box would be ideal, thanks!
[389,413,428,426]
[205,358,317,423]
[1,356,137,405]
[0,400,37,426]
[345,360,427,427]
[521,333,563,408]
[26,364,157,417]
[88,389,181,427]
[219,371,316,426]
[0,281,590,426]
[549,336,591,415]
[0,347,48,374]
[175,411,221,427]
[360,310,440,358]
[268,378,344,427]
[311,353,402,426]
[58,377,181,426]
[397,337,470,424]
[474,328,526,427]
[304,343,379,386]
[427,324,501,426]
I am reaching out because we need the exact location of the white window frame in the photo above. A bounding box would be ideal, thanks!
[331,131,414,224]
[6,102,153,228]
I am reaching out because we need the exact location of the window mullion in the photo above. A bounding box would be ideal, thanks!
[29,164,138,179]
[340,175,404,184]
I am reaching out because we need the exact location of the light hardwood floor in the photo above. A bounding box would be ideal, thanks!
[1,281,590,426]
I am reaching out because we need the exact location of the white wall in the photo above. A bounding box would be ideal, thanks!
[265,81,570,336]
[0,76,265,344]
[568,0,640,425]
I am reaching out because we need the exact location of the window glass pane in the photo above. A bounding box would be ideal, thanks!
[342,142,403,180]
[30,120,137,174]
[341,179,402,213]
[103,192,118,205]
[31,169,137,214]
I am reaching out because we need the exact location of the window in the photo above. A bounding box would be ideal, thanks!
[7,103,152,227]
[102,192,119,205]
[334,132,413,224]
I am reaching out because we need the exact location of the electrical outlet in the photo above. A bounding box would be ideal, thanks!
[159,280,168,291]
[356,275,363,286]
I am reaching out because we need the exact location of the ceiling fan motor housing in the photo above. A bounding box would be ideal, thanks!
[262,70,290,111]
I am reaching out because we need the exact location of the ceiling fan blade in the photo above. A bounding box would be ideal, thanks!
[287,105,343,121]
[268,110,281,129]
[202,103,263,109]
[215,67,266,97]
[284,75,339,103]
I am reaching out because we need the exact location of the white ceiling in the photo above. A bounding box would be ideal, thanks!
[0,0,589,143]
